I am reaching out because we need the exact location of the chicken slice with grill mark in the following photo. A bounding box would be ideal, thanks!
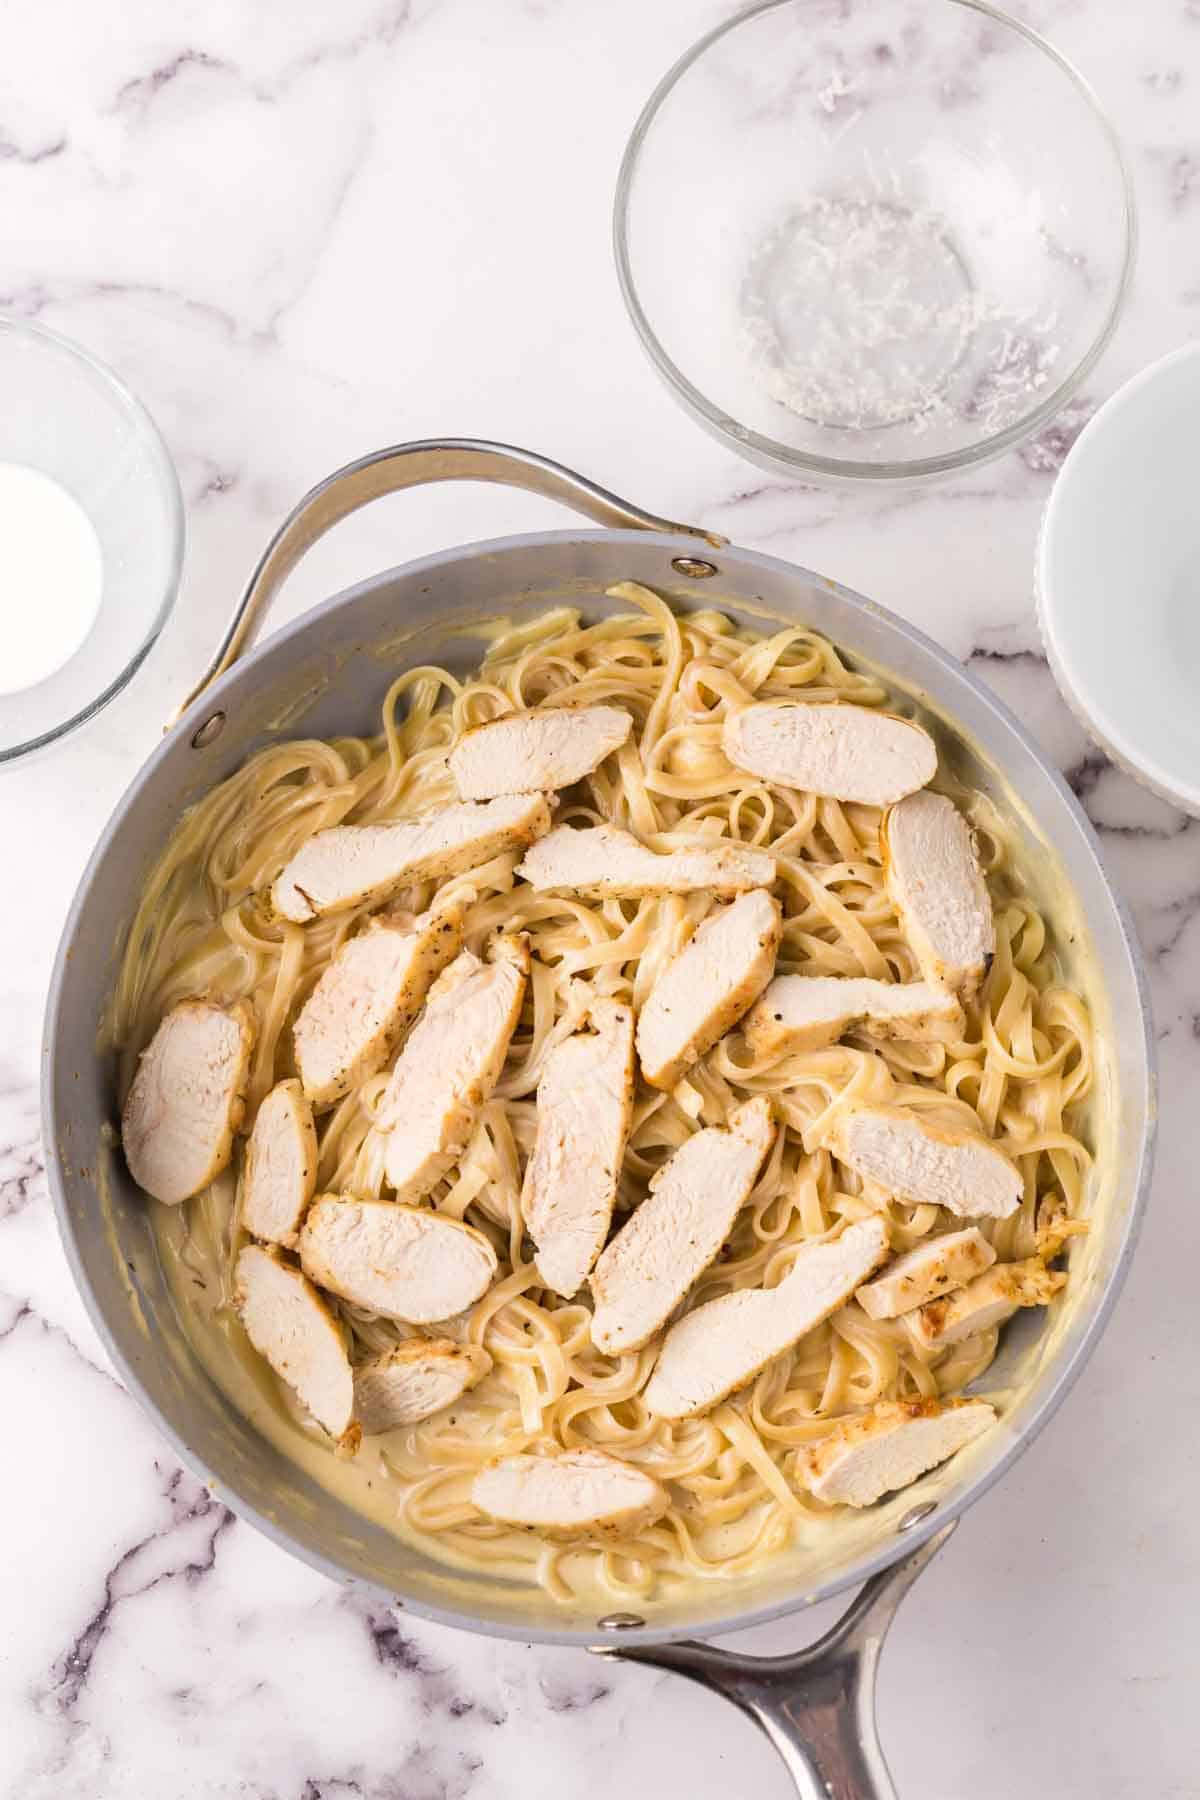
[798,1398,996,1507]
[472,1449,669,1536]
[589,1097,775,1356]
[643,1216,890,1419]
[827,1104,1022,1220]
[234,1244,356,1444]
[378,936,530,1203]
[907,1257,1065,1350]
[449,705,632,799]
[637,890,782,1090]
[854,1227,996,1321]
[272,794,551,922]
[743,974,963,1059]
[517,823,775,897]
[293,903,465,1108]
[241,1078,317,1246]
[122,998,256,1205]
[724,701,937,806]
[298,1195,498,1324]
[882,790,994,997]
[353,1339,492,1433]
[523,998,636,1299]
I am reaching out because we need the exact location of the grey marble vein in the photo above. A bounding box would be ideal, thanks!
[0,276,260,343]
[352,1602,507,1724]
[111,2,419,123]
[112,48,236,117]
[45,1468,235,1715]
[0,129,68,165]
[0,1283,123,1389]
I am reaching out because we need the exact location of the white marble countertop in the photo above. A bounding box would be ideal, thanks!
[1,3,1197,1795]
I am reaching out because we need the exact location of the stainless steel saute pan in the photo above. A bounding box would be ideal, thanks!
[43,442,1155,1800]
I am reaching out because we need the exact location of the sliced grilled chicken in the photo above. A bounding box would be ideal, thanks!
[298,1196,498,1324]
[637,890,782,1090]
[855,1227,996,1321]
[272,794,552,922]
[378,937,529,1202]
[827,1104,1022,1220]
[293,903,465,1108]
[524,998,636,1298]
[799,1398,996,1507]
[241,1079,318,1246]
[589,1096,775,1356]
[724,701,937,807]
[743,975,963,1059]
[353,1339,492,1433]
[908,1257,1065,1350]
[234,1244,355,1442]
[449,705,633,800]
[471,1449,669,1537]
[517,823,776,897]
[643,1215,890,1420]
[883,791,994,996]
[122,998,255,1205]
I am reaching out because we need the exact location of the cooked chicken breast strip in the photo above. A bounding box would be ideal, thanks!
[637,890,782,1090]
[241,1079,318,1246]
[827,1104,1022,1219]
[883,790,994,996]
[523,998,636,1299]
[234,1244,355,1442]
[471,1449,668,1536]
[589,1096,775,1356]
[517,823,776,897]
[353,1339,492,1433]
[907,1257,1065,1350]
[799,1398,996,1507]
[855,1227,996,1321]
[122,998,255,1205]
[743,974,963,1059]
[724,701,937,806]
[643,1215,890,1419]
[378,937,529,1202]
[298,1196,498,1323]
[272,794,552,922]
[293,903,465,1108]
[449,705,633,800]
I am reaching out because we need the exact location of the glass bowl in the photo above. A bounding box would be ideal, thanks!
[614,0,1135,484]
[0,318,185,761]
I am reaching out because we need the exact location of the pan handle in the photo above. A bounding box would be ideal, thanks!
[175,438,723,722]
[597,1521,956,1800]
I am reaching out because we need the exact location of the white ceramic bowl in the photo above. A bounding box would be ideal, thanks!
[1038,342,1200,816]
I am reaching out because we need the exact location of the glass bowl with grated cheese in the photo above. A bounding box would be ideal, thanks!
[614,0,1134,484]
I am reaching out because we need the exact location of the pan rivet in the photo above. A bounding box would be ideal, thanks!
[597,1612,645,1631]
[897,1502,936,1533]
[191,711,226,749]
[671,556,719,579]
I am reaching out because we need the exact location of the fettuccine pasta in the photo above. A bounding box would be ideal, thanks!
[112,583,1092,1604]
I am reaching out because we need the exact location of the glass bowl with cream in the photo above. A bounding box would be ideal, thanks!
[0,317,184,760]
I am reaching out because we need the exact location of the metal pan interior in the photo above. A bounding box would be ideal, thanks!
[43,529,1155,1646]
